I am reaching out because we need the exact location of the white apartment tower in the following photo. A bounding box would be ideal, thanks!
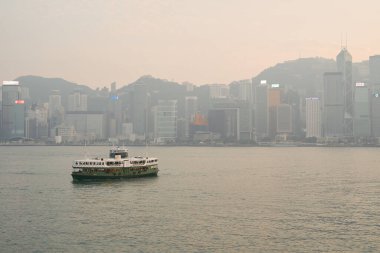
[305,97,321,138]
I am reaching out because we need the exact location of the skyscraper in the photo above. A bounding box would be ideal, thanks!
[369,55,380,137]
[185,96,198,139]
[48,90,64,135]
[323,72,345,137]
[154,100,177,143]
[276,104,292,134]
[336,48,353,136]
[369,55,380,85]
[353,83,370,137]
[267,84,283,138]
[208,108,239,141]
[305,97,321,138]
[1,81,25,140]
[130,84,149,138]
[254,81,268,139]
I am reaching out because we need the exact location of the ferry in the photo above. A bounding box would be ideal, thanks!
[71,147,159,181]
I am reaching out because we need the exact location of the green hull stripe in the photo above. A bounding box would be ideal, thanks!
[72,172,158,181]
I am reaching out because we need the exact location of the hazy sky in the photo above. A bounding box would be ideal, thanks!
[1,0,380,88]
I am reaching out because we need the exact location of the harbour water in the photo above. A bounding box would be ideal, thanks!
[0,146,379,252]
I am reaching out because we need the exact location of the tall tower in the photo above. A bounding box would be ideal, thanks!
[154,100,177,143]
[184,96,198,139]
[254,81,268,139]
[48,90,64,125]
[267,84,283,139]
[336,48,353,136]
[353,83,370,137]
[323,72,345,137]
[369,55,380,137]
[1,81,25,140]
[305,97,321,138]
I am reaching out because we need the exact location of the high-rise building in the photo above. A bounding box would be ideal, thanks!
[276,104,292,134]
[353,83,371,137]
[369,55,380,137]
[371,89,380,137]
[285,89,302,137]
[229,80,252,101]
[185,96,198,139]
[305,97,321,138]
[130,84,149,137]
[369,55,380,85]
[65,111,106,141]
[254,82,268,139]
[323,72,345,137]
[154,100,177,143]
[48,90,64,134]
[208,108,239,141]
[1,81,25,140]
[25,104,49,139]
[267,84,283,138]
[189,113,208,139]
[68,91,87,112]
[336,48,353,136]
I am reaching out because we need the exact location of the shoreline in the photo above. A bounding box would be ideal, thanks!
[0,143,379,148]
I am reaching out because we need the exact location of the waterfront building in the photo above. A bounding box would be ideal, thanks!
[154,100,177,143]
[1,81,25,140]
[276,104,292,134]
[53,124,76,143]
[267,84,283,138]
[305,98,321,138]
[185,96,198,139]
[189,113,208,139]
[369,55,380,137]
[254,82,268,139]
[65,111,106,141]
[208,108,239,141]
[323,72,345,137]
[353,83,371,137]
[25,104,49,139]
[371,89,380,137]
[48,90,64,134]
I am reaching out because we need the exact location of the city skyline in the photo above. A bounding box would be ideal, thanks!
[1,0,380,88]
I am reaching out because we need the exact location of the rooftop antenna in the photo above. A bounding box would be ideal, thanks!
[340,33,343,49]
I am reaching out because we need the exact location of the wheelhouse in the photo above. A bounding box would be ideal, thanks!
[109,147,128,158]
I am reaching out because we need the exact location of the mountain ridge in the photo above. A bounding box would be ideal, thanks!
[13,57,370,103]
